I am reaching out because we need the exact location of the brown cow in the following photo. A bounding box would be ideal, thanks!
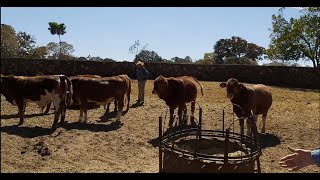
[1,74,73,128]
[70,75,128,123]
[152,75,204,127]
[39,74,101,114]
[219,78,272,136]
[72,74,131,114]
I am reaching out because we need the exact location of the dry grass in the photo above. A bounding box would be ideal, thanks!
[1,80,319,173]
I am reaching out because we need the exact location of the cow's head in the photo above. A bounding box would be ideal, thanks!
[219,78,246,99]
[152,75,168,96]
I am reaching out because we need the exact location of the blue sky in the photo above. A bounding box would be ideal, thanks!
[1,7,307,65]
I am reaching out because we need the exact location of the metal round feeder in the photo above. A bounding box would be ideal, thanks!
[158,103,262,173]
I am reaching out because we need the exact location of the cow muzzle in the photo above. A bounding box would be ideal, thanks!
[227,93,233,99]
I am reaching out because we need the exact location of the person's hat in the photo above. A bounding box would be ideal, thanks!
[136,61,144,67]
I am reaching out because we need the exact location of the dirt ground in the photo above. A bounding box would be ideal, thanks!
[1,80,319,173]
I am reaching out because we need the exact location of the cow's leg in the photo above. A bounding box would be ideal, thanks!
[190,101,196,126]
[116,98,124,122]
[261,113,267,133]
[169,107,174,127]
[17,99,26,126]
[82,100,89,123]
[126,93,130,112]
[182,104,188,125]
[78,107,84,122]
[178,105,184,126]
[246,119,251,136]
[114,100,118,112]
[52,97,62,129]
[239,117,245,137]
[106,103,110,114]
[60,104,66,123]
[43,102,51,114]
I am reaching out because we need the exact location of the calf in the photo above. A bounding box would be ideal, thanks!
[1,74,73,128]
[152,75,204,127]
[219,78,272,136]
[70,75,128,123]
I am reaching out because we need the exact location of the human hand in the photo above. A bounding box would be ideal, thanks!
[279,146,313,171]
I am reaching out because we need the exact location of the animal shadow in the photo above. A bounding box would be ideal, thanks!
[130,101,143,108]
[98,110,129,122]
[0,125,56,138]
[258,133,281,149]
[0,112,54,120]
[61,120,123,132]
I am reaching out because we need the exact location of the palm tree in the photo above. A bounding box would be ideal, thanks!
[48,22,66,59]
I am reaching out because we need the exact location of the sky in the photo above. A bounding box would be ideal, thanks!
[1,7,309,66]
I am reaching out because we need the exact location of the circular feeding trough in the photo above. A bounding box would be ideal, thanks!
[158,103,262,173]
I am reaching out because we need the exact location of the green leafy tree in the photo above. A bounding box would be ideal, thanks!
[267,7,320,67]
[32,46,48,59]
[171,56,193,64]
[48,22,66,59]
[47,41,74,59]
[195,52,218,64]
[224,56,258,65]
[134,50,163,63]
[17,32,36,57]
[1,24,19,57]
[214,36,265,63]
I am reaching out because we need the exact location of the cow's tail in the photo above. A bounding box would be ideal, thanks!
[60,75,73,105]
[192,77,204,96]
[127,76,131,108]
[119,75,130,110]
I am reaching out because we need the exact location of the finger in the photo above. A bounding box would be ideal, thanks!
[288,166,300,171]
[280,154,296,161]
[281,158,298,165]
[288,146,298,153]
[280,162,295,168]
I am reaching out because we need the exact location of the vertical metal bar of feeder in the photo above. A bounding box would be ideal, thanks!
[159,116,163,173]
[250,112,254,161]
[222,109,225,136]
[199,107,202,140]
[224,128,230,165]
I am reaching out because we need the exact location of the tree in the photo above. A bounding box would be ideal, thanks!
[1,24,19,57]
[48,22,66,59]
[213,36,265,63]
[195,52,218,64]
[47,41,74,59]
[17,32,36,58]
[129,40,148,59]
[134,50,163,63]
[267,7,320,67]
[224,56,258,65]
[171,56,193,64]
[103,58,116,62]
[87,56,103,61]
[32,46,48,59]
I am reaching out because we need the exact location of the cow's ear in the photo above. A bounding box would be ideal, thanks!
[220,83,226,88]
[239,84,246,90]
[164,78,168,86]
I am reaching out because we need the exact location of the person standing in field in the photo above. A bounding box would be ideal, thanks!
[135,61,149,105]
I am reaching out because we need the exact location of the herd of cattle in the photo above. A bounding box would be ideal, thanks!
[0,74,272,136]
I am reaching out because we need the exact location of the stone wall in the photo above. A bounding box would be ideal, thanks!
[1,58,319,89]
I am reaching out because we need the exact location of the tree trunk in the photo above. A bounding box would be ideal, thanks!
[58,35,62,59]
